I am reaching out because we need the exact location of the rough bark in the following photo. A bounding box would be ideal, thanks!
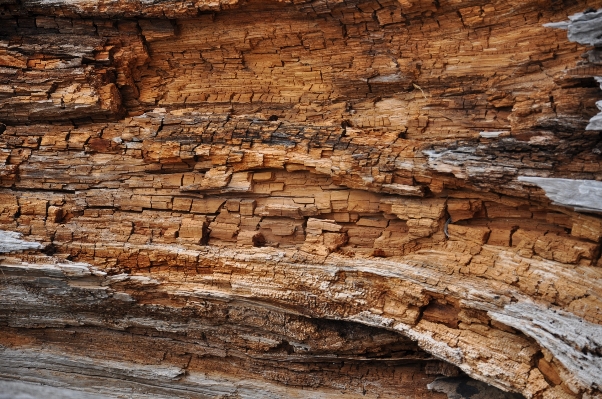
[1,0,602,398]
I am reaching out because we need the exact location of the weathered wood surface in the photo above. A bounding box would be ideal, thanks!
[1,0,602,398]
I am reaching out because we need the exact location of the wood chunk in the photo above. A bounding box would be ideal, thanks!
[323,232,348,251]
[388,198,446,220]
[150,196,172,210]
[179,218,207,242]
[422,302,460,329]
[252,171,274,181]
[234,152,264,171]
[240,216,261,229]
[330,190,350,201]
[239,199,256,216]
[200,167,232,190]
[348,190,379,213]
[447,199,483,222]
[256,201,302,218]
[356,217,388,228]
[381,183,424,197]
[191,198,225,214]
[331,213,350,223]
[537,358,562,386]
[533,233,598,264]
[117,195,151,211]
[487,228,512,246]
[383,296,421,324]
[143,140,181,163]
[139,19,175,42]
[302,231,348,255]
[260,218,300,236]
[0,194,19,219]
[18,198,47,216]
[511,229,540,254]
[447,224,490,245]
[173,198,192,212]
[347,225,384,246]
[485,202,532,219]
[237,230,264,247]
[253,182,285,194]
[306,218,342,234]
[209,221,239,241]
[226,172,252,192]
[314,192,332,211]
[407,218,440,238]
[214,209,240,225]
[47,206,63,223]
[546,212,573,229]
[571,214,602,242]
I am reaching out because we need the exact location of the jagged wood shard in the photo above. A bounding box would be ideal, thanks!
[1,0,602,398]
[0,230,42,253]
[517,177,602,213]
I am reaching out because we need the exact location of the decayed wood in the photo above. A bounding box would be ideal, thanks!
[1,0,602,398]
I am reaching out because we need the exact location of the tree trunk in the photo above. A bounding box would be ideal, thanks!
[1,1,602,398]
